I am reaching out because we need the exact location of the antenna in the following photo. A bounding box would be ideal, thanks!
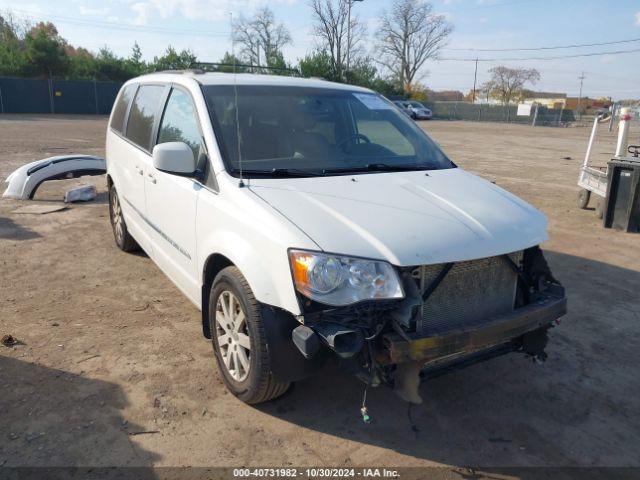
[230,11,244,187]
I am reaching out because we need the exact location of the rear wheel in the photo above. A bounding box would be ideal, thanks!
[577,188,590,209]
[209,266,290,403]
[109,184,139,252]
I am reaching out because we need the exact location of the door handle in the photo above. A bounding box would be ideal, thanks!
[147,173,156,184]
[134,165,143,175]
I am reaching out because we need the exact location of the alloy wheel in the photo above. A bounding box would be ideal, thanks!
[111,190,124,243]
[215,290,251,382]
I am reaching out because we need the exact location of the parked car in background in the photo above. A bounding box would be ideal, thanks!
[392,100,432,120]
[405,101,433,120]
[106,71,566,405]
[392,100,413,118]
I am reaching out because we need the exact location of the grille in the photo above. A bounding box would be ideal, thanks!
[415,252,522,335]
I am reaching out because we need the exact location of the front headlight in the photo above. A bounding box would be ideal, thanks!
[289,249,404,306]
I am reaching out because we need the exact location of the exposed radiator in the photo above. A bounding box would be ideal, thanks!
[415,252,522,335]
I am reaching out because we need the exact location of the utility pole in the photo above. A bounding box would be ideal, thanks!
[577,71,586,120]
[472,58,478,103]
[346,0,363,82]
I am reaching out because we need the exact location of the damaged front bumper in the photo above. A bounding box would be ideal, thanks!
[378,285,566,366]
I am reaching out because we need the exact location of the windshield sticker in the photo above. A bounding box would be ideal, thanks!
[353,93,392,110]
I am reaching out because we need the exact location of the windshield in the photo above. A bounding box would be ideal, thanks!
[409,101,425,109]
[202,85,452,177]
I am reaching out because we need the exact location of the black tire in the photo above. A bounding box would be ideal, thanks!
[109,184,139,252]
[577,188,590,209]
[209,266,290,404]
[595,198,604,219]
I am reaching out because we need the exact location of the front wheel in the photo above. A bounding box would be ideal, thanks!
[209,266,290,404]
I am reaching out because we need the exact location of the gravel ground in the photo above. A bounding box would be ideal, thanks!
[1,115,639,471]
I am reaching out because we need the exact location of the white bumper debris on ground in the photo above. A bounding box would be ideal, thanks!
[2,154,105,200]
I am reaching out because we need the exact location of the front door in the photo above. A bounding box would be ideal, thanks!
[144,86,203,303]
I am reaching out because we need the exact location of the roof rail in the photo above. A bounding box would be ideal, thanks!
[189,62,303,77]
[155,69,205,75]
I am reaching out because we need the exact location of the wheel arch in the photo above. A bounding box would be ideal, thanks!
[202,254,325,383]
[201,253,235,338]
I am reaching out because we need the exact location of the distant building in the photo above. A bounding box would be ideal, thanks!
[565,96,613,113]
[521,91,567,109]
[427,90,465,102]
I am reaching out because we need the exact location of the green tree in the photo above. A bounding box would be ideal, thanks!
[150,46,197,71]
[93,47,136,81]
[0,14,26,76]
[131,42,143,65]
[346,57,378,88]
[23,22,69,77]
[299,50,336,81]
[127,42,146,76]
[215,51,244,72]
[67,46,97,79]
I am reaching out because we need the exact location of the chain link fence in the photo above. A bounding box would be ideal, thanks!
[0,77,577,128]
[428,101,576,126]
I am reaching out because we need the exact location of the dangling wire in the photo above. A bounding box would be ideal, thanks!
[360,387,370,424]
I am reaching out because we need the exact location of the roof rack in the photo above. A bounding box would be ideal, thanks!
[189,62,303,77]
[155,69,205,75]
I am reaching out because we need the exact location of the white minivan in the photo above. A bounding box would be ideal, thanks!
[106,71,566,404]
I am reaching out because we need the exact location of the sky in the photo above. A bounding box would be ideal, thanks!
[3,0,640,99]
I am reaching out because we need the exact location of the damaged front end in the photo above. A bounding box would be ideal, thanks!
[292,246,567,404]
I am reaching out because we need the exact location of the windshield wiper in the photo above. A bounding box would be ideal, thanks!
[322,163,434,174]
[233,168,325,178]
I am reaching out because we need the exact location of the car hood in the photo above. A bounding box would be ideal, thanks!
[248,168,548,266]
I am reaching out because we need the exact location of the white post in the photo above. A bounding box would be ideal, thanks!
[582,115,599,169]
[608,102,617,132]
[615,107,632,157]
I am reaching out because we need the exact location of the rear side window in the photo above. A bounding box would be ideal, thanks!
[110,84,136,133]
[126,85,165,151]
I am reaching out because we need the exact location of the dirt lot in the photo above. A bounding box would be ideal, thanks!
[1,115,639,471]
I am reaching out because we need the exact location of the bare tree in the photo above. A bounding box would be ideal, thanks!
[309,0,366,80]
[376,0,452,92]
[486,66,540,104]
[232,7,292,67]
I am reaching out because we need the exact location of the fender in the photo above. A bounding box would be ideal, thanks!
[198,229,302,316]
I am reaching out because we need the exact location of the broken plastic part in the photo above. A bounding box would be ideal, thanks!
[393,360,423,405]
[310,322,364,359]
[64,184,98,203]
[390,272,423,330]
[3,155,106,200]
[291,324,321,359]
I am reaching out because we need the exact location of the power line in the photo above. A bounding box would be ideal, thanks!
[446,36,640,52]
[439,47,640,62]
[10,8,230,37]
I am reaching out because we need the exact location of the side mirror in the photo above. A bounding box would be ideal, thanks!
[152,142,196,175]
